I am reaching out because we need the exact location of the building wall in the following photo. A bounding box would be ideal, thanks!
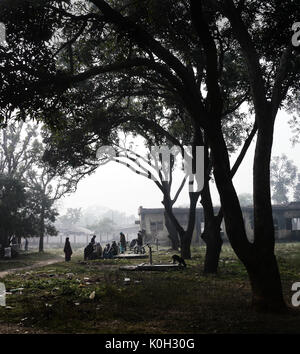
[139,204,300,246]
[139,207,202,246]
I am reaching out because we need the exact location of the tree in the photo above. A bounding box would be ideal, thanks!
[0,121,38,178]
[0,122,59,248]
[97,143,192,253]
[26,144,80,252]
[0,120,82,252]
[0,1,62,119]
[294,174,300,202]
[212,0,300,311]
[3,0,299,310]
[59,208,82,227]
[270,154,297,205]
[238,193,253,207]
[1,0,254,266]
[0,174,49,248]
[74,0,300,309]
[88,217,114,237]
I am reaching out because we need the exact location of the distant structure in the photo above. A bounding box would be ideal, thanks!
[242,202,300,241]
[138,206,202,246]
[137,202,300,246]
[112,224,140,240]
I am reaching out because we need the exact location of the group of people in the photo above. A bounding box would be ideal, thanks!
[84,235,103,260]
[63,231,144,261]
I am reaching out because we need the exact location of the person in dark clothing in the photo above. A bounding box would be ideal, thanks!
[103,243,110,259]
[110,241,118,257]
[94,242,102,259]
[135,231,144,254]
[130,239,137,250]
[64,237,73,262]
[120,232,126,253]
[24,238,29,251]
[137,231,143,246]
[84,242,94,260]
[91,235,96,245]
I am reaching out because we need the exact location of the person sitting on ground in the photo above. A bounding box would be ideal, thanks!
[94,242,102,259]
[103,243,111,259]
[110,241,118,257]
[84,242,94,260]
[129,238,137,250]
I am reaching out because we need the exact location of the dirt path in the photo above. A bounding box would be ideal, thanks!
[0,257,64,279]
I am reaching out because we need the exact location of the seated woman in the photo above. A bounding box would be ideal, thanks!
[109,241,118,257]
[103,243,110,259]
[84,242,94,260]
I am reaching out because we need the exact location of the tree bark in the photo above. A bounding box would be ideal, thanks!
[180,233,192,259]
[247,253,285,312]
[250,108,286,311]
[207,120,286,311]
[164,211,179,250]
[202,221,223,274]
[39,207,45,253]
[179,192,200,259]
[200,141,223,273]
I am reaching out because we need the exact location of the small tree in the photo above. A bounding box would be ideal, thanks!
[88,217,114,238]
[0,174,45,248]
[59,208,82,227]
[294,174,300,202]
[238,193,253,207]
[270,154,297,205]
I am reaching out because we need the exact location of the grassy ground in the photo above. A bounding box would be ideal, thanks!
[0,249,64,272]
[0,243,300,333]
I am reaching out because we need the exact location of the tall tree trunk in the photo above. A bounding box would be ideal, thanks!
[180,192,200,259]
[207,121,286,311]
[200,142,223,273]
[163,193,197,260]
[164,211,179,250]
[249,109,285,311]
[201,221,222,274]
[246,253,285,312]
[180,232,191,259]
[39,207,45,253]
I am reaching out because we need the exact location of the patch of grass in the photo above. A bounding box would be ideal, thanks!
[0,250,64,272]
[0,243,300,333]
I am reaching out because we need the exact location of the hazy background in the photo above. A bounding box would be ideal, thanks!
[59,110,300,220]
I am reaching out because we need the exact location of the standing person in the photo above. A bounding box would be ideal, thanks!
[137,231,143,246]
[25,238,29,251]
[137,231,143,254]
[91,235,96,245]
[64,237,73,262]
[120,232,126,253]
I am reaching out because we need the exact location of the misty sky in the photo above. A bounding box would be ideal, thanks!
[60,109,300,219]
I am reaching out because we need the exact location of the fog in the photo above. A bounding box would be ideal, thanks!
[60,110,300,218]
